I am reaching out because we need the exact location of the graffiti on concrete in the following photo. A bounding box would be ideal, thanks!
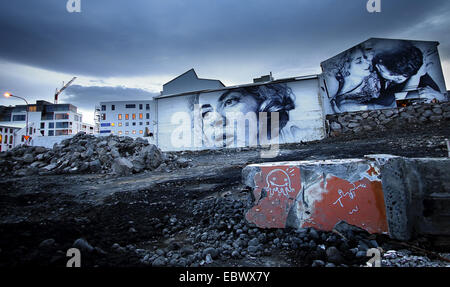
[245,161,389,234]
[246,166,302,229]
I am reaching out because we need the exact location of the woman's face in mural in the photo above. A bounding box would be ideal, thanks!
[216,91,259,116]
[348,49,372,79]
[375,63,408,84]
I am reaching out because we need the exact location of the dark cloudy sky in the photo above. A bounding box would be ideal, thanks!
[0,0,449,124]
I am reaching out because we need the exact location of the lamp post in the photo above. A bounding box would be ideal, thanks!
[3,92,29,145]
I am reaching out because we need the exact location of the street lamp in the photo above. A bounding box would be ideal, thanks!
[3,92,29,145]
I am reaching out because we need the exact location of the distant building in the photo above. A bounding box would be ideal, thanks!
[161,68,225,96]
[0,100,95,148]
[0,125,20,152]
[96,100,156,140]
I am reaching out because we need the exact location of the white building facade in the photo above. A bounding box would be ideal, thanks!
[97,100,157,140]
[0,100,95,149]
[0,125,20,152]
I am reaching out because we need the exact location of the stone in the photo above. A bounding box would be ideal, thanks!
[312,260,325,267]
[23,153,35,163]
[326,246,344,264]
[73,238,94,253]
[248,238,259,246]
[112,157,134,176]
[39,238,55,248]
[152,256,166,267]
[330,122,342,131]
[202,247,219,259]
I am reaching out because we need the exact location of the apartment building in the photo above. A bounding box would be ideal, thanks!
[0,125,20,152]
[97,100,156,139]
[0,100,95,148]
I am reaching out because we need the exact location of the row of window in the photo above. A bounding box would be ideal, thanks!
[100,130,145,135]
[101,103,151,111]
[40,122,72,129]
[0,134,13,144]
[11,113,74,122]
[101,113,150,121]
[0,128,14,133]
[101,121,150,128]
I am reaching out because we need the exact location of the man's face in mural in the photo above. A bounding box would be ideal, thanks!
[375,63,408,84]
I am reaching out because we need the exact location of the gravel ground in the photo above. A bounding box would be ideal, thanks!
[0,120,449,267]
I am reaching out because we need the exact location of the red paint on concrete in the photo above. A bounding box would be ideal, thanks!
[245,163,389,234]
[301,175,388,234]
[245,166,302,228]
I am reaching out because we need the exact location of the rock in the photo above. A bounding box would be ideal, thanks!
[152,256,166,267]
[312,260,325,267]
[202,247,219,259]
[39,238,55,248]
[73,238,94,253]
[43,163,58,171]
[89,159,102,172]
[205,254,213,264]
[326,246,344,264]
[248,238,259,246]
[309,228,319,240]
[112,157,134,176]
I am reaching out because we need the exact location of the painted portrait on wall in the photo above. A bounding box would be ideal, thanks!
[197,83,303,148]
[321,38,448,114]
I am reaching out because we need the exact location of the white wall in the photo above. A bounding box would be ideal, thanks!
[156,78,326,152]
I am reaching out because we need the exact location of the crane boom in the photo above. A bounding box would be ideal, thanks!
[55,77,77,104]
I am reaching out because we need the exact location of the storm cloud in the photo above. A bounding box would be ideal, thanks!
[0,0,449,123]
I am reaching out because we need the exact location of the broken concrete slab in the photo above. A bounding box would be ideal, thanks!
[242,155,450,241]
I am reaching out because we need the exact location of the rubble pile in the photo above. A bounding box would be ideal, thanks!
[0,132,191,177]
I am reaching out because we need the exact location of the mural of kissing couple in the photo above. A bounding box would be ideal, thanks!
[321,38,448,113]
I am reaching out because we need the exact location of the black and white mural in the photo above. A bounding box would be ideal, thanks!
[160,78,325,151]
[321,38,448,114]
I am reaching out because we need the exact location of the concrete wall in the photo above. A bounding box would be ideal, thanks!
[321,38,448,115]
[156,78,326,151]
[326,102,450,137]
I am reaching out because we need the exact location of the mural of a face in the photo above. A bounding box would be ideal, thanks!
[216,91,260,146]
[347,49,372,79]
[322,39,447,114]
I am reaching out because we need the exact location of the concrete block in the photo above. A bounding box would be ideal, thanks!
[242,155,450,240]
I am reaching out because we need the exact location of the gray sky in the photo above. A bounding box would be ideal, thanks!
[0,0,449,124]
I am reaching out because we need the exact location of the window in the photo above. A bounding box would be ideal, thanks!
[139,130,143,134]
[9,129,13,133]
[9,135,13,144]
[100,123,111,127]
[132,114,136,120]
[101,105,106,111]
[139,113,143,119]
[111,123,115,127]
[125,104,136,109]
[139,104,143,110]
[55,130,69,136]
[125,122,129,126]
[125,131,129,135]
[132,130,136,134]
[0,135,2,143]
[112,105,115,111]
[0,128,2,132]
[40,130,44,136]
[48,130,54,136]
[40,122,45,129]
[118,131,122,135]
[118,123,122,127]
[146,104,150,110]
[101,114,106,121]
[139,122,143,126]
[13,115,26,121]
[118,114,122,120]
[146,113,150,119]
[4,135,7,143]
[99,130,111,134]
[125,114,129,120]
[132,122,136,126]
[146,122,150,126]
[55,113,69,120]
[49,122,54,129]
[56,122,69,128]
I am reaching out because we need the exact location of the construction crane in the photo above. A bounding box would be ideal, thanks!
[54,77,77,104]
